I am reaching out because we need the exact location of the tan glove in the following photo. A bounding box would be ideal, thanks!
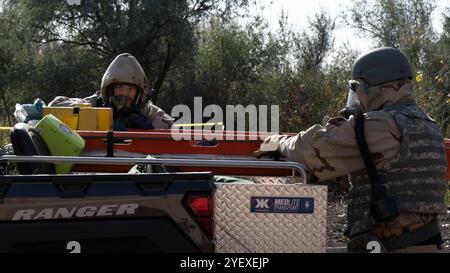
[151,112,174,129]
[253,134,286,159]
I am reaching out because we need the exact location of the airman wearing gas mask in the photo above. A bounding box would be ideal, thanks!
[254,47,448,253]
[49,53,174,130]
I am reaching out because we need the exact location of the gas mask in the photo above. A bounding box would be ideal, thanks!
[107,84,140,115]
[111,95,133,112]
[340,80,363,118]
[346,80,361,108]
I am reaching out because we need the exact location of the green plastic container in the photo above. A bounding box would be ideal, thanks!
[35,114,86,174]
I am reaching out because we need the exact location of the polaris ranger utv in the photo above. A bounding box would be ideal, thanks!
[0,122,216,252]
[0,117,324,253]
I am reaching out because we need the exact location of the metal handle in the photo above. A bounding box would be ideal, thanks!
[0,155,308,183]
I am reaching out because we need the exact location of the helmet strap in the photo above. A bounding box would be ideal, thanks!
[363,82,370,94]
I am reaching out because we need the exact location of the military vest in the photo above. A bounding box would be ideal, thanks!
[346,102,448,238]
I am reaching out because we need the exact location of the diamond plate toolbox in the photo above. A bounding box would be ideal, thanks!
[214,183,327,253]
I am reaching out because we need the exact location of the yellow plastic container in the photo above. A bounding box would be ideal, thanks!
[42,107,78,130]
[43,106,113,131]
[77,108,98,131]
[97,108,113,131]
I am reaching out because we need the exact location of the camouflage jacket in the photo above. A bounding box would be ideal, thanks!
[258,80,448,238]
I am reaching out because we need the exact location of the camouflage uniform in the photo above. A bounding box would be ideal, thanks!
[256,79,448,252]
[49,53,174,129]
[347,101,447,238]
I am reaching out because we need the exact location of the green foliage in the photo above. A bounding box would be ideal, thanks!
[0,0,448,143]
[347,0,449,137]
[195,16,278,106]
[446,189,450,206]
[419,14,450,137]
[192,10,348,132]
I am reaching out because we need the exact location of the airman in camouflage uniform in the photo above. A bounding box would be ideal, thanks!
[49,53,174,129]
[255,47,448,253]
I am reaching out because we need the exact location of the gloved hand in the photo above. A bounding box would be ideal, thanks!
[123,113,154,129]
[151,113,173,129]
[339,106,362,119]
[113,119,128,131]
[252,135,284,159]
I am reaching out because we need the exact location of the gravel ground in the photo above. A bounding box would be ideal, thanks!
[325,183,450,249]
[326,183,350,248]
[439,209,450,250]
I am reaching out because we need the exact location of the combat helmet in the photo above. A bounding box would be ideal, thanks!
[351,47,412,86]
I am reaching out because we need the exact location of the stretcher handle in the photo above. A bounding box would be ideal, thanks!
[1,155,308,184]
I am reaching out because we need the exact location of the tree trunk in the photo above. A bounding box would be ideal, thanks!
[153,43,175,103]
[0,84,12,126]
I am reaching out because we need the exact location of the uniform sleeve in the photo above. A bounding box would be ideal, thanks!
[276,112,402,181]
[141,102,174,129]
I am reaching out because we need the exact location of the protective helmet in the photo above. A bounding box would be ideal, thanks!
[100,53,150,111]
[351,47,412,86]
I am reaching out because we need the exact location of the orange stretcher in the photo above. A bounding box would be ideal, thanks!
[73,130,450,180]
[73,130,298,176]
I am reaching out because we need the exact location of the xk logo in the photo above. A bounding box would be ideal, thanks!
[251,197,314,214]
[255,199,270,209]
